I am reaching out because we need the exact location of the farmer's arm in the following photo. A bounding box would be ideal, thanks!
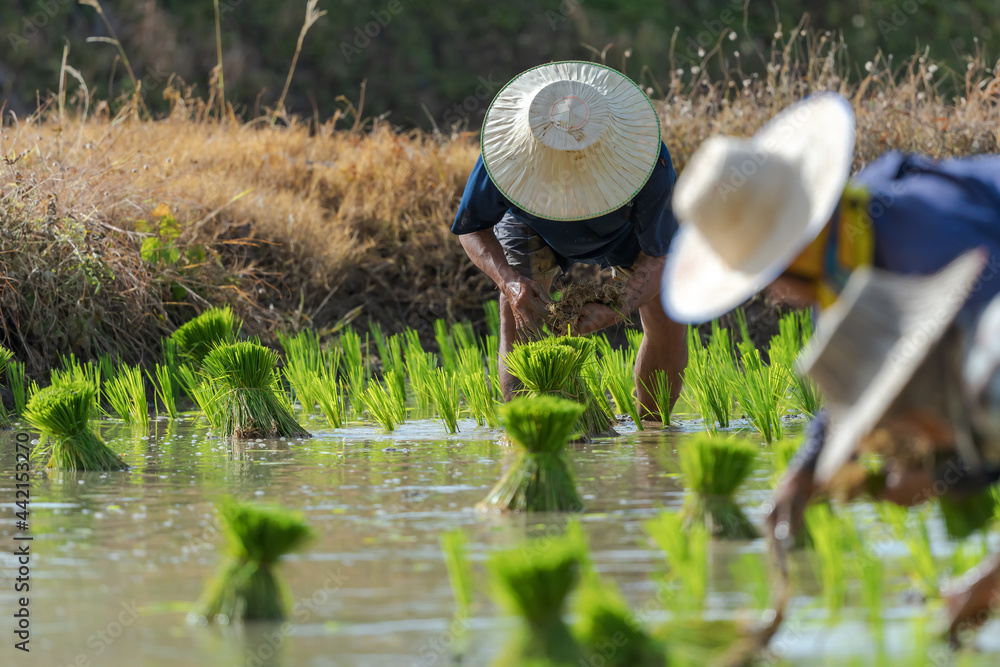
[575,143,678,335]
[452,157,552,334]
[766,410,828,546]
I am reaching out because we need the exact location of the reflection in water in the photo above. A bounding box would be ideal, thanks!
[0,414,997,666]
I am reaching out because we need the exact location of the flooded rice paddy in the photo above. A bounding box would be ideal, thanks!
[2,408,999,667]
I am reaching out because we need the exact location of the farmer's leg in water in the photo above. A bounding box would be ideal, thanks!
[575,251,686,419]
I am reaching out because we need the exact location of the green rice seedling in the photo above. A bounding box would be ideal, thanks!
[199,499,314,623]
[573,577,663,667]
[177,363,220,423]
[598,346,643,429]
[0,347,14,427]
[6,359,28,419]
[50,356,102,409]
[343,365,367,419]
[878,503,937,598]
[382,334,407,402]
[677,436,759,539]
[625,328,644,356]
[171,306,239,365]
[480,333,501,398]
[201,342,310,439]
[950,533,989,578]
[440,529,474,660]
[310,376,345,428]
[368,320,390,370]
[484,300,500,338]
[683,326,732,431]
[767,310,823,416]
[278,329,325,414]
[25,381,127,471]
[732,347,789,444]
[450,320,477,357]
[803,503,850,620]
[505,336,613,438]
[426,367,460,433]
[457,347,498,428]
[842,519,885,639]
[434,319,459,374]
[728,552,771,610]
[579,358,615,426]
[339,326,364,376]
[361,375,405,431]
[149,362,181,419]
[403,329,435,412]
[103,363,149,426]
[479,395,585,512]
[487,524,586,666]
[639,370,672,426]
[644,512,708,612]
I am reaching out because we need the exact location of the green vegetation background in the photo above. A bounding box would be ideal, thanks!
[2,0,997,126]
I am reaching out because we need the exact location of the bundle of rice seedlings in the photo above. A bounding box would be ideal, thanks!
[426,367,460,433]
[50,355,102,409]
[177,363,220,423]
[640,369,672,426]
[103,363,149,426]
[311,376,345,428]
[171,306,239,365]
[677,436,759,539]
[732,348,789,444]
[278,329,325,414]
[625,328,644,356]
[643,511,708,612]
[574,578,664,667]
[487,526,586,666]
[504,336,613,439]
[684,326,734,431]
[598,346,643,429]
[361,375,406,431]
[5,358,28,419]
[201,342,310,439]
[767,310,823,416]
[24,381,127,471]
[479,395,584,512]
[546,280,628,336]
[199,499,314,623]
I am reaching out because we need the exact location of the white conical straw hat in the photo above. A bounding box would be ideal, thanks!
[796,248,988,483]
[662,93,855,323]
[481,61,661,221]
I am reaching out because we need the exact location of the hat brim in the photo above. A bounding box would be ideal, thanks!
[481,61,661,221]
[800,249,988,483]
[662,93,856,323]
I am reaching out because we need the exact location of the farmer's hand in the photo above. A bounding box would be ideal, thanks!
[573,303,620,336]
[944,555,1000,646]
[502,275,553,341]
[766,465,817,550]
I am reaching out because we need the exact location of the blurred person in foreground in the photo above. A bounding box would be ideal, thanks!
[660,92,1000,641]
[451,61,686,420]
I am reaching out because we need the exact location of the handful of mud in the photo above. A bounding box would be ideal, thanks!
[546,280,628,336]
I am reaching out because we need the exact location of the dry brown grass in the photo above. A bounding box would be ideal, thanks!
[1,29,998,376]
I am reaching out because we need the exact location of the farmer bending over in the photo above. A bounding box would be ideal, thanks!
[660,92,1000,638]
[452,61,686,419]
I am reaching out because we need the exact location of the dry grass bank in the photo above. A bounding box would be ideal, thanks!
[1,32,998,376]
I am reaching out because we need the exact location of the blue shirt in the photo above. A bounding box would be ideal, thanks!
[451,142,680,270]
[855,151,1000,316]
